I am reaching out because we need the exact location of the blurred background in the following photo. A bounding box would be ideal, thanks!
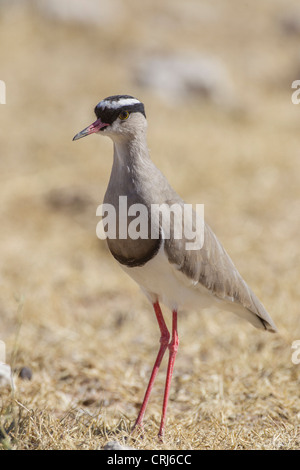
[0,0,300,449]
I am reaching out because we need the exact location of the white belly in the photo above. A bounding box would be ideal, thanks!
[120,243,221,313]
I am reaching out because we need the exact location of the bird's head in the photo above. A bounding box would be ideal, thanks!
[73,95,147,142]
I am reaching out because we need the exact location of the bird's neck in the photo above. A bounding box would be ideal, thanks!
[105,131,175,207]
[107,132,156,201]
[112,131,150,168]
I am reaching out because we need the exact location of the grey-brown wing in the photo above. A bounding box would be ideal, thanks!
[163,209,277,332]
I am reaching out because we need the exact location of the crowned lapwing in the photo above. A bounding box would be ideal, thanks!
[73,95,277,438]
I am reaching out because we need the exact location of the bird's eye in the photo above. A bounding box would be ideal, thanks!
[119,110,129,121]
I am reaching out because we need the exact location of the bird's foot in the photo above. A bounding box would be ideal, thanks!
[131,420,145,439]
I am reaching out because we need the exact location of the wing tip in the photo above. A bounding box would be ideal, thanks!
[259,317,277,333]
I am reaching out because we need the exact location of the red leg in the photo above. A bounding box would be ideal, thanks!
[158,310,179,438]
[133,301,170,430]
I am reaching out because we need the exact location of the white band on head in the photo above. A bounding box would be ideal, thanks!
[97,98,141,110]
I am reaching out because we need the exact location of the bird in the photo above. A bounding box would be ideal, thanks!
[73,94,277,438]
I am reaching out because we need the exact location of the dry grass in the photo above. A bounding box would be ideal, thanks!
[1,1,300,450]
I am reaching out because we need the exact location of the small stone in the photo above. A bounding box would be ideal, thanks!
[19,366,32,381]
[102,441,134,450]
[280,10,300,36]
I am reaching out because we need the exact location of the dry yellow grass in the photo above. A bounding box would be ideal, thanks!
[1,1,300,450]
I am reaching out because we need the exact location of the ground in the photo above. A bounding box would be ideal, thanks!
[0,0,300,450]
